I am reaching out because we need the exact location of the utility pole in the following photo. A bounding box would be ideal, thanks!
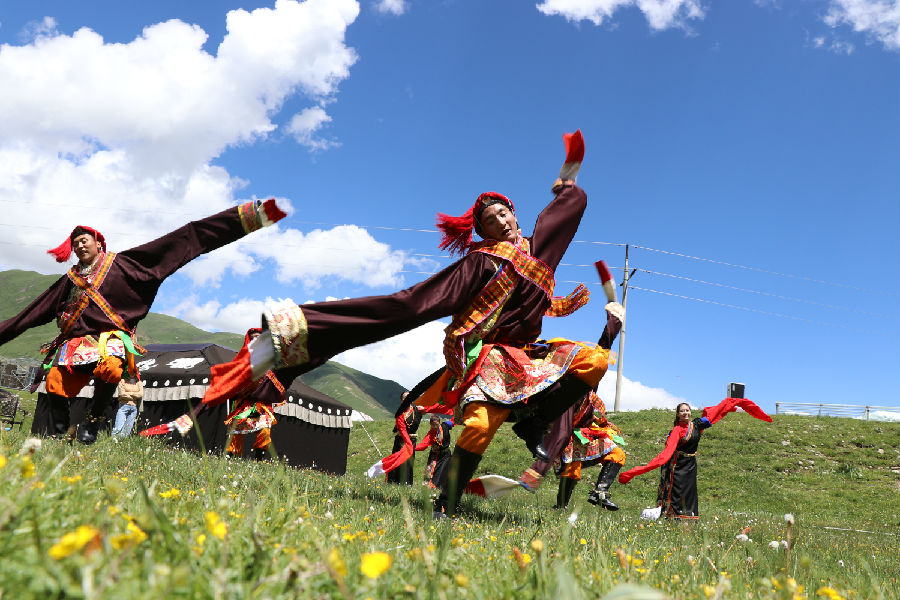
[613,244,631,412]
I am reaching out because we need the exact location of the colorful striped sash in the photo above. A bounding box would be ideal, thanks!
[442,239,590,377]
[40,252,146,357]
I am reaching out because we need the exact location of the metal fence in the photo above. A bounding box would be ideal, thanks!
[0,358,41,391]
[775,402,900,421]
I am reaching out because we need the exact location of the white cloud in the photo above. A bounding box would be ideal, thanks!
[822,0,899,51]
[177,222,415,288]
[0,0,361,280]
[164,296,272,334]
[597,370,687,411]
[374,0,408,16]
[332,321,448,388]
[285,106,338,150]
[536,0,705,31]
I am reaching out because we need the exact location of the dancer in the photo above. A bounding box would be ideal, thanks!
[386,396,422,485]
[206,130,621,518]
[618,397,772,521]
[416,415,453,489]
[223,329,286,460]
[0,200,286,443]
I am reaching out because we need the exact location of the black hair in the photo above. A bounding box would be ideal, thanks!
[70,227,96,242]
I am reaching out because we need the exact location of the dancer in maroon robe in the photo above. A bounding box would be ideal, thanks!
[0,199,286,443]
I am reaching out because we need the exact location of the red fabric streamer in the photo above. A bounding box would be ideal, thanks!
[202,343,253,407]
[703,397,772,425]
[618,423,688,484]
[563,129,585,164]
[261,198,287,223]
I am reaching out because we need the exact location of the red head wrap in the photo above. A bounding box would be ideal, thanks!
[436,192,515,256]
[46,226,107,263]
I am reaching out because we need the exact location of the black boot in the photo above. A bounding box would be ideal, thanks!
[554,477,577,509]
[47,393,72,438]
[434,447,482,519]
[516,375,591,459]
[587,462,621,510]
[76,415,107,445]
[512,419,550,462]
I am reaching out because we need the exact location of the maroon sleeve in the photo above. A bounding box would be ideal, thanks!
[301,252,495,361]
[115,205,250,283]
[528,184,587,269]
[0,275,69,347]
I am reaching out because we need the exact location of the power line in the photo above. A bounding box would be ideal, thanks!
[630,244,898,297]
[638,269,898,320]
[628,285,898,338]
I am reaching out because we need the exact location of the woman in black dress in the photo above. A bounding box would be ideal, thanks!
[618,397,772,521]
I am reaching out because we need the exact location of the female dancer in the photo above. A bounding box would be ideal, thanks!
[618,397,772,521]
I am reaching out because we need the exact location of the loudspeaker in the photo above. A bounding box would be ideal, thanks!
[727,382,745,399]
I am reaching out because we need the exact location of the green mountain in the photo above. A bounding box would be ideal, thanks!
[0,269,398,418]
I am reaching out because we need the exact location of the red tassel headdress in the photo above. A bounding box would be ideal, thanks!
[436,192,515,256]
[47,225,107,263]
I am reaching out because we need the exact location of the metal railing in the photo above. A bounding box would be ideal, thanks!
[775,402,900,421]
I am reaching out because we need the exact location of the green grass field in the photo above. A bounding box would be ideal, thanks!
[0,409,897,599]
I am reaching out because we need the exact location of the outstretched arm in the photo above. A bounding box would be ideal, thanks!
[530,130,587,269]
[0,276,69,347]
[118,199,286,282]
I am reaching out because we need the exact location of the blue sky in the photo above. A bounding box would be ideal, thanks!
[0,0,897,415]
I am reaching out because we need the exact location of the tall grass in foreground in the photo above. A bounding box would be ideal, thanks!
[0,411,897,599]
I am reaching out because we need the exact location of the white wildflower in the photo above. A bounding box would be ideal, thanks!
[784,513,795,525]
[768,541,780,549]
[838,560,844,567]
[735,534,750,543]
[567,512,578,525]
[20,438,42,454]
[324,511,334,519]
[781,540,789,549]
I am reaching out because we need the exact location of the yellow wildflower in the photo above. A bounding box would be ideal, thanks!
[512,548,531,570]
[48,525,101,559]
[159,488,180,499]
[0,455,7,469]
[20,456,35,478]
[327,547,348,579]
[580,538,587,545]
[530,539,544,553]
[111,521,148,549]
[456,573,469,587]
[62,475,82,484]
[817,587,846,600]
[205,511,227,540]
[360,552,393,579]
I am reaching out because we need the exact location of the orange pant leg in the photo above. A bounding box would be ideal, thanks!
[93,356,125,384]
[455,402,511,455]
[46,366,93,398]
[603,447,626,466]
[252,428,272,450]
[560,461,583,481]
[566,345,610,389]
[226,434,244,456]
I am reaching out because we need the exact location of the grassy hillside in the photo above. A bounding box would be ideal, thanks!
[0,411,896,599]
[300,362,402,418]
[0,269,398,417]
